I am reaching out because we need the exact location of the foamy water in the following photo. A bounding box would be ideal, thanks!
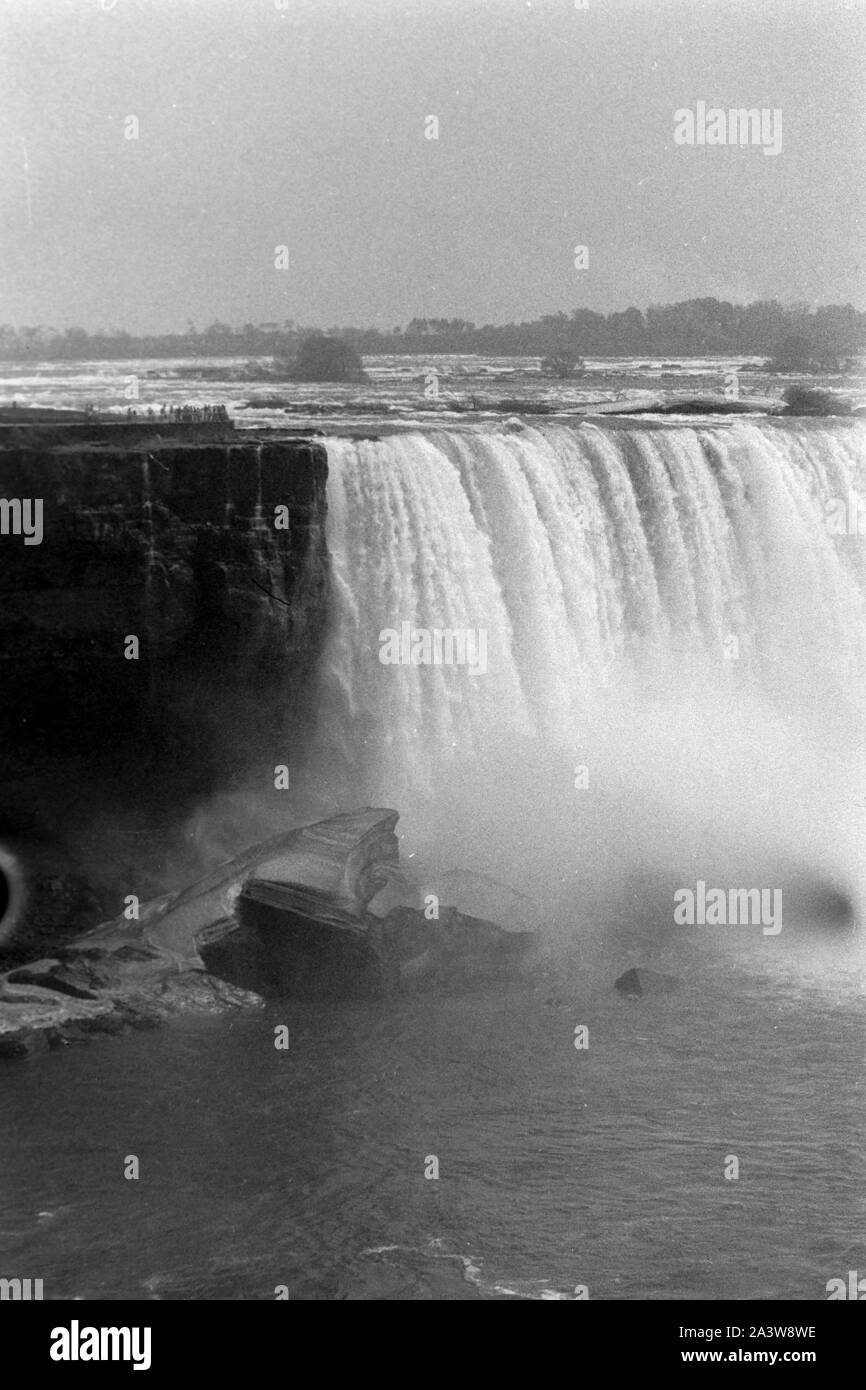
[306,422,866,958]
[3,352,862,432]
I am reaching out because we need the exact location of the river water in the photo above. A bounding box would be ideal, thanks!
[1,934,862,1301]
[1,351,863,432]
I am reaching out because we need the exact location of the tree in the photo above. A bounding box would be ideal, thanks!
[283,334,367,382]
[540,348,585,378]
[765,333,850,373]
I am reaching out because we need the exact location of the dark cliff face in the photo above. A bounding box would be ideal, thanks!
[0,434,329,945]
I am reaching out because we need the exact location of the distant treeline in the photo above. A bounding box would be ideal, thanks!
[2,299,864,368]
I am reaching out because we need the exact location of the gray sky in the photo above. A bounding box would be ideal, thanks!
[1,0,864,333]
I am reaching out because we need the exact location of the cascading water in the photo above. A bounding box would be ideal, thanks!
[310,419,866,947]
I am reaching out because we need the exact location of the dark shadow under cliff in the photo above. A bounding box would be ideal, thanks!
[0,431,330,950]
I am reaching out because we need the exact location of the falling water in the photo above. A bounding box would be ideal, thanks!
[312,419,866,922]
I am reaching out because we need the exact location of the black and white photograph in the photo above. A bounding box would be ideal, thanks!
[0,0,864,1339]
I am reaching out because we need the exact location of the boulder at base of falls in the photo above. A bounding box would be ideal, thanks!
[614,967,682,998]
[0,807,404,1052]
[0,807,539,1053]
[371,905,537,989]
[204,812,537,996]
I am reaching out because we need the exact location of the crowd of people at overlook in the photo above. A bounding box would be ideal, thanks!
[82,402,230,424]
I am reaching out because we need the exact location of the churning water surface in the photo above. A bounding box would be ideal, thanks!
[1,937,863,1301]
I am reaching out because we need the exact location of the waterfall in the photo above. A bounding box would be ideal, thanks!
[311,420,866,912]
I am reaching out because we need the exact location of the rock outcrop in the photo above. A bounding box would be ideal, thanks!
[614,967,681,998]
[0,944,261,1058]
[600,395,782,416]
[0,808,538,1055]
